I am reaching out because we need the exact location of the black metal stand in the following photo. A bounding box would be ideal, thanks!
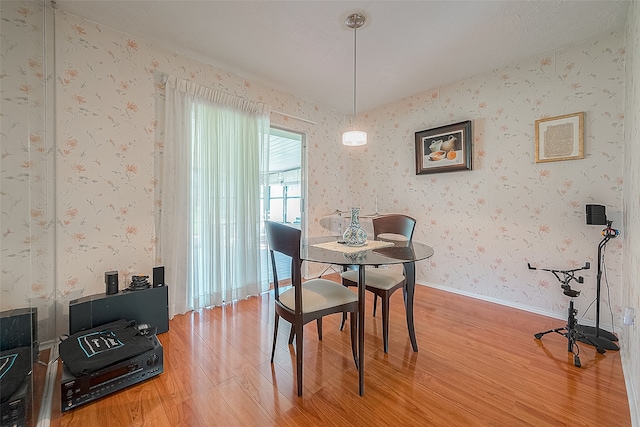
[529,262,605,367]
[534,298,605,367]
[577,224,619,351]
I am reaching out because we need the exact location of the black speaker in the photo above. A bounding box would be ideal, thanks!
[586,204,607,225]
[153,265,164,288]
[105,270,119,295]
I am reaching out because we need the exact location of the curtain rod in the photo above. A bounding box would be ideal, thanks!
[162,73,316,126]
[271,110,316,125]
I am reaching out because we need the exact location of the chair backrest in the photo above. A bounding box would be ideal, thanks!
[372,214,416,241]
[265,221,302,302]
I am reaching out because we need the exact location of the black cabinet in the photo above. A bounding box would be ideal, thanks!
[69,286,169,335]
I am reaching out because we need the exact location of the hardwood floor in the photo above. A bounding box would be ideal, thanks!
[51,275,631,426]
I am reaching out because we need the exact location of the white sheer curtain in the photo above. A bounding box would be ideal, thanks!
[160,76,271,317]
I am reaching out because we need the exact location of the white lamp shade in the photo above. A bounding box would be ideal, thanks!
[342,130,367,146]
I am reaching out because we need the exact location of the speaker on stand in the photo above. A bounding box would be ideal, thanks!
[581,204,619,351]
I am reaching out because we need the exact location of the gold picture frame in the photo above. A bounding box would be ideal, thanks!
[535,112,584,163]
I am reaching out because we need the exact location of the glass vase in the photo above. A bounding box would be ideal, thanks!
[342,207,368,246]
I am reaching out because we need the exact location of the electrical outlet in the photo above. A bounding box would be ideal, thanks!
[623,306,635,326]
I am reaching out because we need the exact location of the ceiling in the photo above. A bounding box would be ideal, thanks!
[54,1,630,115]
[269,129,302,174]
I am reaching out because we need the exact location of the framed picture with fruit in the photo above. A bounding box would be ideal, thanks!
[415,120,472,174]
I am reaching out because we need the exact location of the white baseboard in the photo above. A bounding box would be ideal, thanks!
[419,281,567,317]
[621,342,640,427]
[418,281,615,330]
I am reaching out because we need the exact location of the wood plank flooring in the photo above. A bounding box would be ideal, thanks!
[51,275,631,426]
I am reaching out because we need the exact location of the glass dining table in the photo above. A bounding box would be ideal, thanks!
[300,236,435,396]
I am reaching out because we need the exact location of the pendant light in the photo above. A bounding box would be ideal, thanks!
[342,13,367,146]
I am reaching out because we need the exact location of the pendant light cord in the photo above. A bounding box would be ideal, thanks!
[342,13,366,146]
[353,24,357,129]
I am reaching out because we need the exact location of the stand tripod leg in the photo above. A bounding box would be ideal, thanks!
[534,326,582,366]
[573,354,581,368]
[534,327,566,340]
[533,326,567,340]
[535,299,604,368]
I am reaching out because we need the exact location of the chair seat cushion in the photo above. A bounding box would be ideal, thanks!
[341,269,405,291]
[280,279,357,313]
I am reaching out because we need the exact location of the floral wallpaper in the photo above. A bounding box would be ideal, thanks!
[0,1,56,340]
[623,0,639,419]
[354,33,626,330]
[53,10,350,328]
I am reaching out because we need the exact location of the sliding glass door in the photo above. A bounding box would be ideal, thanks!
[261,127,305,283]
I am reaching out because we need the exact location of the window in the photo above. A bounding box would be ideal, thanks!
[261,128,304,283]
[264,128,303,226]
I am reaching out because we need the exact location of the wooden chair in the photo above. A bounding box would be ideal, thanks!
[265,221,358,397]
[340,214,416,353]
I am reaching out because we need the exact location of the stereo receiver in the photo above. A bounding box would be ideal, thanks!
[60,335,163,412]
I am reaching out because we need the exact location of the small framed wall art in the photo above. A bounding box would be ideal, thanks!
[415,120,472,175]
[534,112,584,163]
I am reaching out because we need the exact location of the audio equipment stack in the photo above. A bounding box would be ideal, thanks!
[60,335,163,412]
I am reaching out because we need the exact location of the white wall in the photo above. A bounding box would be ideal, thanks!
[53,11,352,331]
[1,0,56,339]
[357,32,626,331]
[622,0,640,423]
